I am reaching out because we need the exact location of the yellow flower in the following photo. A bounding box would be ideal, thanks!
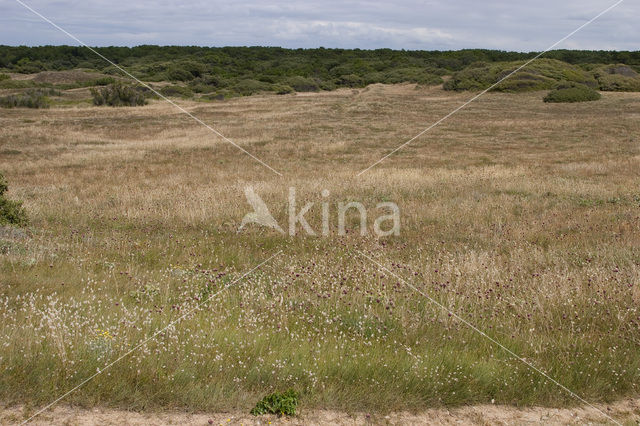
[96,328,114,340]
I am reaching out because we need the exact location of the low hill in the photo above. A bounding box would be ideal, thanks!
[444,59,598,92]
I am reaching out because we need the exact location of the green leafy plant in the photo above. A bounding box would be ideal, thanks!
[250,389,299,416]
[543,84,601,103]
[0,173,28,227]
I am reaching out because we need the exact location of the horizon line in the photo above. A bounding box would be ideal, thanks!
[1,44,639,54]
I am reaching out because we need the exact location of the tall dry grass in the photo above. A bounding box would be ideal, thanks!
[0,84,639,417]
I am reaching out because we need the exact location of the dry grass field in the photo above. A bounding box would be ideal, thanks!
[1,82,640,423]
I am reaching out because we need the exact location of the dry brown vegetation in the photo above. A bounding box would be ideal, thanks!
[0,83,639,423]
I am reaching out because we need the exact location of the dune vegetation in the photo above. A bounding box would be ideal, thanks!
[0,79,639,423]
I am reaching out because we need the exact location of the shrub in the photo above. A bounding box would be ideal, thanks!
[231,79,273,96]
[202,90,236,101]
[318,80,337,91]
[0,79,40,89]
[187,82,216,94]
[284,76,319,92]
[14,59,46,74]
[0,89,52,108]
[91,76,116,86]
[0,73,9,82]
[91,82,147,106]
[250,389,299,416]
[336,74,365,88]
[165,61,205,82]
[543,84,601,103]
[593,64,640,92]
[367,68,443,85]
[159,85,193,98]
[0,173,28,227]
[274,84,294,95]
[445,59,597,92]
[180,60,206,79]
[165,66,194,82]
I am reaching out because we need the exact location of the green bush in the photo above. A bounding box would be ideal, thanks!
[366,68,443,85]
[0,79,40,89]
[543,84,601,103]
[0,173,28,227]
[0,89,53,108]
[250,389,299,416]
[336,74,365,88]
[284,76,319,92]
[91,76,116,86]
[165,61,205,82]
[0,73,9,82]
[165,67,194,82]
[231,79,273,96]
[91,82,147,106]
[159,85,193,98]
[274,84,294,95]
[14,58,46,74]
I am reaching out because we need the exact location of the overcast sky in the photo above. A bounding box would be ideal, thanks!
[1,0,638,51]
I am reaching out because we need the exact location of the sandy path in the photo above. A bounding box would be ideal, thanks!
[2,399,639,425]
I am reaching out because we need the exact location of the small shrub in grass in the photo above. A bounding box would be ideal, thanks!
[91,76,116,86]
[250,389,299,416]
[0,73,9,81]
[543,84,601,103]
[0,173,28,227]
[274,84,294,95]
[159,84,193,98]
[0,79,39,89]
[0,89,52,108]
[231,79,273,96]
[188,82,216,94]
[91,82,147,106]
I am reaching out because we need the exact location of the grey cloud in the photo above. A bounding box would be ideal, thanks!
[1,0,638,50]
